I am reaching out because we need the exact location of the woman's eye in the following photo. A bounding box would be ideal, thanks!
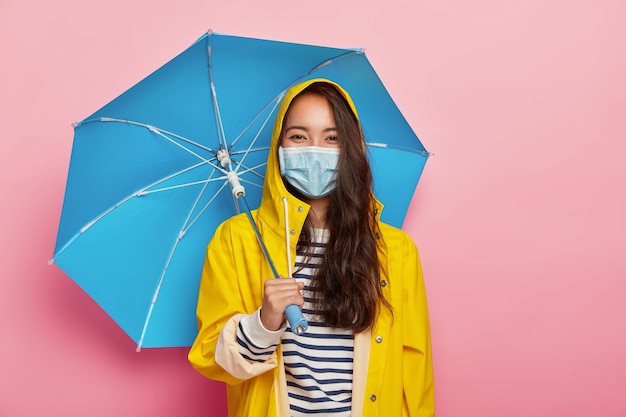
[327,136,338,142]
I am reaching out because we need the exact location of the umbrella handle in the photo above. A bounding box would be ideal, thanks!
[285,304,308,335]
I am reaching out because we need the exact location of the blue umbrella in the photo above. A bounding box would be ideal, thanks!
[51,31,430,350]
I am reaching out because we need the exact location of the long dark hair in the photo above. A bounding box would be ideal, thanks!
[281,82,392,331]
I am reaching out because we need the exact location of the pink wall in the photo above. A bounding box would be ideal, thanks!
[2,0,625,416]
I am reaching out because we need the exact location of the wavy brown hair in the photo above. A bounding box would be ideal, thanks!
[281,82,392,331]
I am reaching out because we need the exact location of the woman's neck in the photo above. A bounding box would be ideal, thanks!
[304,196,330,229]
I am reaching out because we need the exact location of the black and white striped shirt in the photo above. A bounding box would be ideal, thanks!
[237,229,354,416]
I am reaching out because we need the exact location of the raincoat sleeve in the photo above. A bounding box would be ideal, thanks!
[188,218,281,384]
[403,235,435,416]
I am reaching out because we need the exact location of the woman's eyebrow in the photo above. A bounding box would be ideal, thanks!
[284,125,309,132]
[284,126,337,133]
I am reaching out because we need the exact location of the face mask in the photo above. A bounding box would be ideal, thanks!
[278,146,340,199]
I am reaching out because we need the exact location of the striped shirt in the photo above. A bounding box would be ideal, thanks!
[282,228,354,416]
[237,228,354,416]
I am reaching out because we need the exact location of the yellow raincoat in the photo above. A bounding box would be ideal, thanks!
[188,79,434,416]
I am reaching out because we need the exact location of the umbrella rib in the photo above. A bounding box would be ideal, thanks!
[207,37,229,152]
[209,83,229,152]
[149,126,212,163]
[78,117,218,156]
[51,159,220,261]
[206,73,282,178]
[232,161,267,181]
[230,97,283,174]
[177,159,266,237]
[287,50,363,89]
[238,177,264,189]
[180,178,230,235]
[307,50,362,74]
[77,118,230,184]
[229,146,270,155]
[366,142,431,156]
[137,166,230,351]
[139,175,228,195]
[227,94,283,151]
[181,160,265,228]
[136,159,221,195]
[136,240,178,351]
[51,191,138,262]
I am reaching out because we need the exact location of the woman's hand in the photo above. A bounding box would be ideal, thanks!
[260,278,305,331]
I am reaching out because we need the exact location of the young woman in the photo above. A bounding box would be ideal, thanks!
[189,79,434,416]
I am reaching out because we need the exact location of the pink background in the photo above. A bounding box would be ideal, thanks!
[2,0,625,416]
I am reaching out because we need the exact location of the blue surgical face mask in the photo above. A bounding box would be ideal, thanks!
[278,146,340,199]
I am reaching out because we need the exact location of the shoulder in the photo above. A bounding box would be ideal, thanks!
[379,221,418,252]
[209,211,255,248]
[218,211,251,231]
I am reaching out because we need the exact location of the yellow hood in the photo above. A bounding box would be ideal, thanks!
[257,78,362,244]
[261,78,358,215]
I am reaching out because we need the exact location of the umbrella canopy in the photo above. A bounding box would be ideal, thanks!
[51,31,430,350]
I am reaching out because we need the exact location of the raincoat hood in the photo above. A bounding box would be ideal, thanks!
[259,78,362,228]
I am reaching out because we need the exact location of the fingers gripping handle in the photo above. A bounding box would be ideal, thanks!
[285,304,307,334]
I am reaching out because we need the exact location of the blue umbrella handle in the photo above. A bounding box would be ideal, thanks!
[235,187,308,335]
[285,304,308,334]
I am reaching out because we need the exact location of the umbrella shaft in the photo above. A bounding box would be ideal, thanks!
[237,194,308,335]
[238,196,280,278]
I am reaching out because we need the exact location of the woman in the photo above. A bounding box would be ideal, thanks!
[188,79,434,416]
